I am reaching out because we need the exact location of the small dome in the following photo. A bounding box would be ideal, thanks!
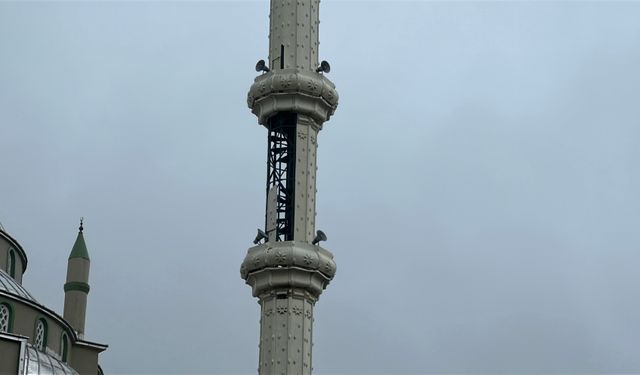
[0,268,37,303]
[24,343,79,375]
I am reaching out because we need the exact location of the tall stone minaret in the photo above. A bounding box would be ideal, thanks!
[240,0,339,374]
[63,219,91,337]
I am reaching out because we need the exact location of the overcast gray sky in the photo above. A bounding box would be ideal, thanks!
[1,1,640,373]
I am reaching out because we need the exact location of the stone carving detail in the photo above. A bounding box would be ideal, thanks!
[264,308,273,317]
[247,70,339,125]
[305,309,312,320]
[303,254,313,265]
[241,242,337,298]
[325,91,334,102]
[298,131,307,140]
[277,306,288,315]
[242,243,336,278]
[306,78,318,92]
[292,306,303,316]
[323,262,332,274]
[283,75,293,89]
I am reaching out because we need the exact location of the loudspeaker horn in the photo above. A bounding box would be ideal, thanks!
[255,59,270,73]
[253,229,268,244]
[316,60,330,73]
[312,230,327,245]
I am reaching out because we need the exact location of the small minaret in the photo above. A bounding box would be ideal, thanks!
[63,218,91,337]
[241,1,339,373]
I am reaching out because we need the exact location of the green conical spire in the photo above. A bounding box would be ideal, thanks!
[69,218,90,261]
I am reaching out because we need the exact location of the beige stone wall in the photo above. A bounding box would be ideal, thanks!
[0,296,68,358]
[63,290,87,335]
[0,236,24,284]
[13,256,23,284]
[268,0,320,71]
[0,337,20,374]
[66,258,90,283]
[293,115,320,243]
[70,345,99,375]
[0,296,102,373]
[258,291,315,375]
[64,257,90,334]
[0,238,7,273]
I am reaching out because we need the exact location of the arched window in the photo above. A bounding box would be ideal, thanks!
[61,333,70,362]
[34,318,48,351]
[7,248,16,278]
[0,302,12,332]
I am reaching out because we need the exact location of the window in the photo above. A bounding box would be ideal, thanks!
[61,333,69,362]
[0,303,11,332]
[34,318,48,351]
[7,248,16,278]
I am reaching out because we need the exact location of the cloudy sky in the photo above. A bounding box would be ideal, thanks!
[1,1,640,373]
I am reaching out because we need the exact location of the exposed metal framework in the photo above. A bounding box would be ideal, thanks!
[266,112,297,241]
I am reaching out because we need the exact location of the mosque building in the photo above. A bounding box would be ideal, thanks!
[0,221,107,374]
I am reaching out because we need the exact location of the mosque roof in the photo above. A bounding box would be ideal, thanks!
[0,268,37,303]
[68,224,89,261]
[0,269,80,344]
[0,229,28,271]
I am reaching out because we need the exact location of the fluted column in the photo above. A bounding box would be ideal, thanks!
[241,242,336,375]
[258,290,315,374]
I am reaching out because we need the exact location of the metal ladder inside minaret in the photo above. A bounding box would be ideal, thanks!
[266,112,297,242]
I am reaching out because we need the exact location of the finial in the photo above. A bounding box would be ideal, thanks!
[79,217,84,232]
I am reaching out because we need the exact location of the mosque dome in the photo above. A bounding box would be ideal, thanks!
[0,268,38,303]
[24,343,79,375]
[0,223,107,374]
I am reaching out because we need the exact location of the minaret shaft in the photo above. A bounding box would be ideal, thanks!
[64,258,90,336]
[269,0,320,72]
[293,116,319,243]
[243,0,337,373]
[258,291,315,374]
[64,237,90,336]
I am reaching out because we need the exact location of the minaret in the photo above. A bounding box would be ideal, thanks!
[240,1,338,374]
[63,219,91,337]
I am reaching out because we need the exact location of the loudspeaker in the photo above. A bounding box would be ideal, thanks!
[255,59,270,73]
[312,230,327,245]
[253,229,268,244]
